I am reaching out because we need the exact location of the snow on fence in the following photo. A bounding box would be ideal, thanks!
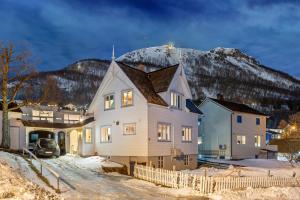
[134,165,300,194]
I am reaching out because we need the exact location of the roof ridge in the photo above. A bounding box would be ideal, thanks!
[147,64,179,75]
[116,61,147,74]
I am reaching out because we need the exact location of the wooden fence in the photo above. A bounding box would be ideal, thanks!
[134,165,300,194]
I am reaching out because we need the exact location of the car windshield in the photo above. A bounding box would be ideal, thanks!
[39,139,56,148]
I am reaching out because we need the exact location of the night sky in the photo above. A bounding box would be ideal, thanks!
[1,0,300,77]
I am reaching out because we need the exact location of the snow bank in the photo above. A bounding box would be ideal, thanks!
[45,154,123,172]
[210,186,300,200]
[186,159,300,177]
[0,158,61,199]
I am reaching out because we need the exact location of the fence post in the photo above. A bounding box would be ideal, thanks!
[40,164,43,175]
[204,168,207,177]
[57,177,60,191]
[173,165,176,171]
[268,170,271,177]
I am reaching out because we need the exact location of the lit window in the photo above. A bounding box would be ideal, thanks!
[184,155,190,166]
[85,128,92,143]
[182,127,192,142]
[123,123,136,135]
[170,92,181,109]
[255,135,261,147]
[157,123,171,141]
[237,115,242,123]
[100,126,111,143]
[198,136,202,144]
[104,94,115,110]
[122,90,133,107]
[256,118,260,125]
[158,156,164,168]
[237,135,246,144]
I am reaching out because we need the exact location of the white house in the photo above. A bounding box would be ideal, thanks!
[198,97,267,159]
[87,61,201,172]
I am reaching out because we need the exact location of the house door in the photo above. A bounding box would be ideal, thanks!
[69,130,78,154]
[10,127,20,150]
[58,131,66,155]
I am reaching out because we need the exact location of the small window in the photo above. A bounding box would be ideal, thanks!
[170,92,181,109]
[157,123,171,141]
[198,136,202,144]
[256,118,260,125]
[100,126,111,143]
[123,123,136,135]
[237,135,246,144]
[85,128,92,143]
[182,127,192,142]
[184,155,189,166]
[255,135,261,147]
[158,156,164,168]
[122,90,133,107]
[104,94,115,110]
[237,115,242,123]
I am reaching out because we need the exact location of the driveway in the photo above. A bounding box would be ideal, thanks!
[44,156,207,200]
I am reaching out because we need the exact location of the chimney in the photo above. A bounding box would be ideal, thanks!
[137,64,146,72]
[217,93,224,101]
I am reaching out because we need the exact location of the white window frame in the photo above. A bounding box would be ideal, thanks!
[255,135,261,147]
[123,123,136,135]
[158,156,164,168]
[104,94,115,110]
[237,135,246,144]
[100,126,112,143]
[121,89,133,107]
[85,128,92,143]
[157,123,171,142]
[182,126,192,142]
[184,155,190,166]
[170,91,182,109]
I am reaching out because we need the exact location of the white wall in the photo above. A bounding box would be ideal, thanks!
[198,100,232,158]
[148,104,198,156]
[92,62,149,156]
[232,112,266,159]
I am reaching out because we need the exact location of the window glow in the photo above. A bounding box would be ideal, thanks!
[123,123,136,135]
[85,128,92,143]
[100,127,111,142]
[158,123,171,141]
[104,94,115,110]
[182,127,192,142]
[122,90,133,107]
[237,135,246,144]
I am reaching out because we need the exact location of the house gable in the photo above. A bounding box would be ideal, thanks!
[88,61,149,113]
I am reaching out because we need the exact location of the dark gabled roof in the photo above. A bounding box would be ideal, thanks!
[0,102,22,113]
[117,62,176,107]
[21,117,94,129]
[186,99,202,114]
[210,98,266,116]
[147,65,179,93]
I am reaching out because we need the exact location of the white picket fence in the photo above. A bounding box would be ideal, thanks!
[134,165,300,194]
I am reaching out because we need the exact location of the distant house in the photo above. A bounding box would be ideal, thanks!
[88,61,201,172]
[198,97,267,159]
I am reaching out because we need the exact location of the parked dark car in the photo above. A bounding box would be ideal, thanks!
[33,138,60,158]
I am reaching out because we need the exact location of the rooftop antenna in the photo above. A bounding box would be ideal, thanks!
[112,45,115,61]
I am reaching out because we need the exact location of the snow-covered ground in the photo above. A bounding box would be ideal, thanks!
[0,151,60,199]
[1,151,300,200]
[186,159,300,177]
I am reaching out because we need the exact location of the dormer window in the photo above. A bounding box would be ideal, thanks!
[104,94,115,110]
[170,92,181,109]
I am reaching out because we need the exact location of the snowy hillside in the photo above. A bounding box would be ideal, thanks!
[118,45,300,111]
[19,45,300,113]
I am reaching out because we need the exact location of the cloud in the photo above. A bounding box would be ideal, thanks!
[0,0,299,77]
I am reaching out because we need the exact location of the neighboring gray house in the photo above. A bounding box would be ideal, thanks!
[198,97,267,159]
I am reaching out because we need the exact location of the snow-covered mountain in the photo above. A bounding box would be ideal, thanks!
[118,45,300,112]
[23,45,300,113]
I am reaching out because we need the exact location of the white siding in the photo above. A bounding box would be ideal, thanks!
[148,104,198,156]
[92,62,149,156]
[198,100,232,158]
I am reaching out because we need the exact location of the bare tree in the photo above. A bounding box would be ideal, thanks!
[0,42,48,149]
